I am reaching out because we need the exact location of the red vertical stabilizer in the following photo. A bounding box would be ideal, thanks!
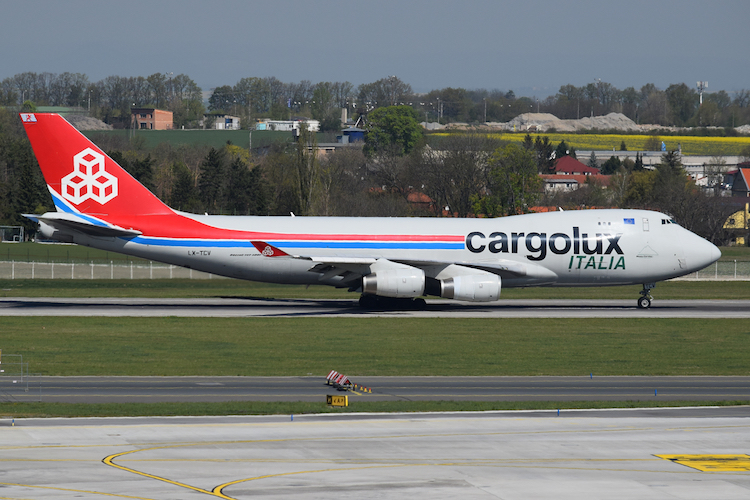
[20,113,173,219]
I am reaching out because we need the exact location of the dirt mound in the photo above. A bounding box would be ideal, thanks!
[504,112,640,132]
[66,115,113,131]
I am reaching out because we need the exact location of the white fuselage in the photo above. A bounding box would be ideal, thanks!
[62,209,720,290]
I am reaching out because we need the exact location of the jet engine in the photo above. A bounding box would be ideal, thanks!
[37,220,73,243]
[362,268,425,298]
[440,274,501,302]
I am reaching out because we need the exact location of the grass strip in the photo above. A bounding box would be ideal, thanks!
[2,400,748,419]
[2,317,749,377]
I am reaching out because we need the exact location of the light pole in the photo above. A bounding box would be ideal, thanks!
[697,81,708,126]
[166,72,173,107]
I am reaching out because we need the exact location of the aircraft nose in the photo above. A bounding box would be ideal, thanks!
[687,233,721,271]
[709,242,722,263]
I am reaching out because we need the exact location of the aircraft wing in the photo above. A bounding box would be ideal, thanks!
[250,241,376,287]
[249,241,557,285]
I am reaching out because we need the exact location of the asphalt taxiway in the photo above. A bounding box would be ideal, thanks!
[4,376,750,404]
[2,297,749,318]
[2,411,750,499]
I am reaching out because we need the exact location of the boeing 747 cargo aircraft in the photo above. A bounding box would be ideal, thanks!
[20,113,721,309]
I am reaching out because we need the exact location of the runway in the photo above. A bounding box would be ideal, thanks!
[1,297,749,318]
[4,376,750,403]
[2,411,750,499]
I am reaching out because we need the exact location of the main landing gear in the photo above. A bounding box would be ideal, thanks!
[638,283,655,309]
[359,294,427,310]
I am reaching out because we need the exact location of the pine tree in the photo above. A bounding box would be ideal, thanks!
[170,162,201,213]
[198,148,226,213]
[601,156,622,175]
[130,154,155,192]
[533,136,555,174]
[522,134,534,151]
[226,157,269,215]
[634,152,644,171]
[588,151,598,170]
[554,140,569,160]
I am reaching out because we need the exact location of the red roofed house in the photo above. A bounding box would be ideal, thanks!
[554,155,599,175]
[541,155,606,193]
[731,164,750,197]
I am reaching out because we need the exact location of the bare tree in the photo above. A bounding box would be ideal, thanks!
[416,132,499,217]
[704,156,728,196]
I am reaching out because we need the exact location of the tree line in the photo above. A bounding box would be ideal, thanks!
[3,72,750,131]
[0,98,742,245]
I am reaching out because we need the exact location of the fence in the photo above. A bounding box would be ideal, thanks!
[0,259,746,281]
[0,261,225,280]
[677,260,750,280]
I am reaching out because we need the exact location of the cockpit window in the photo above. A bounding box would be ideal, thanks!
[661,218,679,225]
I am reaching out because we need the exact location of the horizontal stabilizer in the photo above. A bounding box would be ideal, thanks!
[24,212,142,238]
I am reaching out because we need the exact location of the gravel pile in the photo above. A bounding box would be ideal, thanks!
[439,113,750,135]
[502,112,641,132]
[66,114,113,130]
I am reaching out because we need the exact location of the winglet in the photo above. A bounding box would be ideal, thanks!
[250,241,291,257]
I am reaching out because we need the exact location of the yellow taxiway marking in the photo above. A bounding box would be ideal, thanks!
[103,448,234,500]
[96,425,750,499]
[656,454,750,472]
[0,481,157,500]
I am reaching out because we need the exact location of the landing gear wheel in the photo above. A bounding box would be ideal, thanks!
[359,295,426,310]
[358,294,378,309]
[637,283,655,310]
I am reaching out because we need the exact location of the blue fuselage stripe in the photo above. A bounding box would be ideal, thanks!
[51,192,110,228]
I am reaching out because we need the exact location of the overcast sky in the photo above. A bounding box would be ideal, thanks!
[4,0,748,98]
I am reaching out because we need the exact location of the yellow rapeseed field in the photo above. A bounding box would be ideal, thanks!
[433,132,750,156]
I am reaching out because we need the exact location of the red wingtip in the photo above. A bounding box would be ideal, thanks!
[250,241,290,257]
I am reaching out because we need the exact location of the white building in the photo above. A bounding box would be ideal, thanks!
[202,114,241,130]
[255,119,320,132]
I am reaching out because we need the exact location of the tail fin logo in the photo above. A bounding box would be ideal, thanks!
[61,148,118,205]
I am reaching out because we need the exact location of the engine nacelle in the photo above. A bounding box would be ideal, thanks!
[362,268,426,298]
[37,221,73,243]
[441,274,501,302]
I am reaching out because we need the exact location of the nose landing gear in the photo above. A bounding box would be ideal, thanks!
[638,283,655,309]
